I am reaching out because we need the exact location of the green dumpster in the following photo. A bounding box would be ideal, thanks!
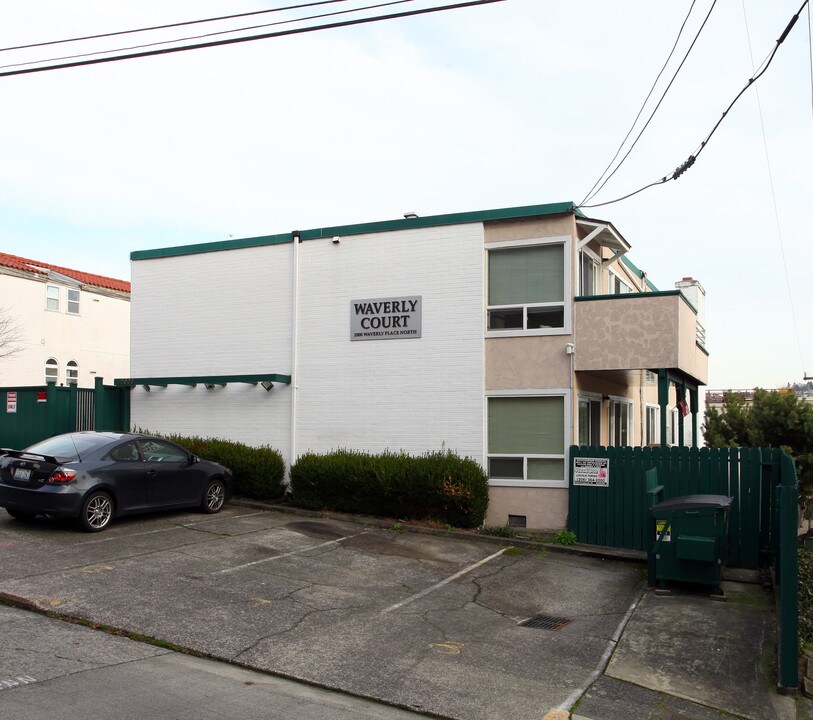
[650,494,733,593]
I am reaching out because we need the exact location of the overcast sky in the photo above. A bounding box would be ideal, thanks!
[1,0,811,390]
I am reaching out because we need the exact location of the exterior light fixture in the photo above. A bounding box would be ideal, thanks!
[403,212,418,219]
[142,385,151,392]
[261,381,274,391]
[204,383,216,390]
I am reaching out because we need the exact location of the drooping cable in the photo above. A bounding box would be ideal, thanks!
[0,0,415,71]
[579,0,700,206]
[0,0,505,78]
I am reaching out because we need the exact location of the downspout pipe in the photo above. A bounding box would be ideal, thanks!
[289,230,301,482]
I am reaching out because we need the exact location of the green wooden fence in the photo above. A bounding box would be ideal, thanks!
[567,445,783,568]
[0,379,130,449]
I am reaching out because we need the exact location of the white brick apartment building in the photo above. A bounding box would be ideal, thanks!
[0,254,130,388]
[126,202,707,530]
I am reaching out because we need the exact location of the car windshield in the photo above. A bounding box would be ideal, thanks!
[25,433,114,461]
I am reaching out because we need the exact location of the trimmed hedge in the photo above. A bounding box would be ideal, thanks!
[289,449,488,528]
[159,433,286,501]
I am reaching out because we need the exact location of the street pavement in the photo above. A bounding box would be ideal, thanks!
[0,504,796,720]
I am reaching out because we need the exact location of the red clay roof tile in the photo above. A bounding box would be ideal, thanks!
[0,253,130,294]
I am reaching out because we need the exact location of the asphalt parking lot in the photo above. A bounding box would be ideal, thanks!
[0,504,793,720]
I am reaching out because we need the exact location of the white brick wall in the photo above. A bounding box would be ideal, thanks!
[296,224,484,463]
[130,223,486,470]
[130,244,294,457]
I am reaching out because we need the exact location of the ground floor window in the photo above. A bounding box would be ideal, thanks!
[487,393,567,487]
[578,396,601,446]
[609,398,632,446]
[645,404,660,446]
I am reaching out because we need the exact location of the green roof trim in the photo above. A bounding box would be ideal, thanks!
[131,201,581,261]
[115,373,291,387]
[619,255,658,292]
[575,290,698,315]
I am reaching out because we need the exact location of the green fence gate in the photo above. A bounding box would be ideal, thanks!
[0,378,130,450]
[567,445,784,569]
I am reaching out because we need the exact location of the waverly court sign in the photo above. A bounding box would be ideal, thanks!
[351,295,422,341]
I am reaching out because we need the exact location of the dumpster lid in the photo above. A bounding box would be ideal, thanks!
[652,494,733,511]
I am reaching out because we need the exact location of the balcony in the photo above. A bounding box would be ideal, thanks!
[573,291,708,384]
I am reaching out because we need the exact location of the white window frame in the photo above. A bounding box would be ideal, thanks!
[66,360,79,385]
[485,388,571,488]
[485,236,572,338]
[67,288,80,315]
[645,403,660,446]
[577,392,602,446]
[608,396,633,447]
[578,247,600,297]
[46,284,60,312]
[45,358,58,384]
[609,270,632,295]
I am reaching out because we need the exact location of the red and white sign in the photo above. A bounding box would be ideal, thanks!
[36,391,47,403]
[6,391,17,413]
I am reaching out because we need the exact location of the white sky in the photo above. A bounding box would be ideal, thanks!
[1,0,811,390]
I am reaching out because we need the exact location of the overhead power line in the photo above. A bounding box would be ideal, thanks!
[0,0,415,71]
[0,0,505,78]
[579,0,809,210]
[580,0,718,207]
[0,0,349,53]
[579,0,702,207]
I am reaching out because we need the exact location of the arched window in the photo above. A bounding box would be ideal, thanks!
[66,360,79,385]
[45,358,58,384]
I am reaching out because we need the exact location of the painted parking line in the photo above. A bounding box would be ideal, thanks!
[381,547,509,614]
[0,676,36,690]
[212,531,370,575]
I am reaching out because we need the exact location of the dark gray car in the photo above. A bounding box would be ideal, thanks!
[0,431,233,531]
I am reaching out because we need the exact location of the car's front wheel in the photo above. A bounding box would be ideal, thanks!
[201,478,226,514]
[80,491,113,532]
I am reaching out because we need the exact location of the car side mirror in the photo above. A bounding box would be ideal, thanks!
[190,455,200,464]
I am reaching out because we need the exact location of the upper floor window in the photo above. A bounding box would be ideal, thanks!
[579,251,599,296]
[610,273,632,294]
[45,358,58,384]
[66,360,79,385]
[67,289,80,314]
[487,242,565,332]
[46,285,60,311]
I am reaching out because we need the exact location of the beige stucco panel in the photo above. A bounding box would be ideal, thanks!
[486,336,572,389]
[486,487,568,530]
[677,300,709,384]
[484,215,576,244]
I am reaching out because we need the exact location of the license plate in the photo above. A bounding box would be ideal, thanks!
[13,467,31,481]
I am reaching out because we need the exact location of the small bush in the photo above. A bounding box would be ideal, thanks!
[158,432,286,501]
[550,530,578,546]
[289,449,488,528]
[800,547,813,648]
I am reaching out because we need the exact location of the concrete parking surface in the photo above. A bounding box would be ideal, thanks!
[0,504,794,720]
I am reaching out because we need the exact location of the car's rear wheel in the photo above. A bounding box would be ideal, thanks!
[6,508,36,520]
[201,478,225,514]
[80,491,113,532]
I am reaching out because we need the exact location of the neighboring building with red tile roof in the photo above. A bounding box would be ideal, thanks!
[0,254,130,388]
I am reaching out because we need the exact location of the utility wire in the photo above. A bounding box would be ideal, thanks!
[0,0,415,71]
[581,0,718,207]
[579,0,700,206]
[741,0,807,379]
[579,0,809,210]
[0,0,349,53]
[0,0,505,78]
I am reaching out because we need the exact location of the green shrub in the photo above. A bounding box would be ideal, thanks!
[550,530,578,546]
[290,449,488,528]
[800,547,813,648]
[157,432,286,501]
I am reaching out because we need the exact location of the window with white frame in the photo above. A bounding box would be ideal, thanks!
[45,358,58,384]
[610,272,632,294]
[645,404,660,446]
[487,394,566,486]
[66,360,79,385]
[609,398,632,446]
[67,288,80,314]
[487,242,565,332]
[579,250,599,296]
[578,397,601,446]
[46,285,60,311]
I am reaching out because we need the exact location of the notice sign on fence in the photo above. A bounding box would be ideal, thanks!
[6,391,16,413]
[573,457,610,487]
